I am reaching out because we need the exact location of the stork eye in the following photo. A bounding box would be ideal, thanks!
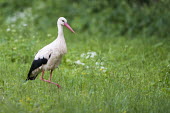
[62,20,64,22]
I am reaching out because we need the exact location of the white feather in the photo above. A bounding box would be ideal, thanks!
[31,17,68,73]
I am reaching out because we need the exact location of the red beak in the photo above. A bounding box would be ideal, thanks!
[64,23,75,33]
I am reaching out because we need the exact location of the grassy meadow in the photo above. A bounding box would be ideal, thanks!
[0,0,170,112]
[0,24,170,113]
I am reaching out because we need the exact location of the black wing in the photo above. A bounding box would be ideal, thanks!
[26,57,48,80]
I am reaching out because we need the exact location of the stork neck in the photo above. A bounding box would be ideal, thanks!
[57,24,64,37]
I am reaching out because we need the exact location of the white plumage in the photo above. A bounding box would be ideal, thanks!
[26,17,75,88]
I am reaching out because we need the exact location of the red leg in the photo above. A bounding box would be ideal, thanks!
[40,70,45,80]
[40,70,61,88]
[49,70,53,81]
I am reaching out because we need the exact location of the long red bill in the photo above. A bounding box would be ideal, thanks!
[64,23,75,33]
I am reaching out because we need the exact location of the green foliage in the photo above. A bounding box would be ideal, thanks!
[0,0,169,37]
[73,0,170,37]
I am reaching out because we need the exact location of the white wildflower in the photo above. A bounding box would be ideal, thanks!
[6,28,11,32]
[23,23,28,27]
[100,66,107,72]
[86,66,89,68]
[86,51,97,59]
[86,56,89,59]
[95,62,104,65]
[75,60,85,65]
[81,51,97,59]
[95,62,100,65]
[100,66,105,69]
[80,53,86,58]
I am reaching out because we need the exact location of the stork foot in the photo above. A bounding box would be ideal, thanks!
[40,78,61,88]
[49,81,61,88]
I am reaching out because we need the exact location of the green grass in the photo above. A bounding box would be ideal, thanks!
[0,25,170,113]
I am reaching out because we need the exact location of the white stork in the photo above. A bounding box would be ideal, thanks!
[26,17,75,88]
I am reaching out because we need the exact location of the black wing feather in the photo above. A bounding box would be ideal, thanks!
[26,57,48,80]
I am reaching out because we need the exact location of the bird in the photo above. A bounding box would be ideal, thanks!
[26,17,75,88]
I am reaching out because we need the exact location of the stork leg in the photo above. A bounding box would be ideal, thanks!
[40,70,61,88]
[49,70,53,81]
[40,70,45,80]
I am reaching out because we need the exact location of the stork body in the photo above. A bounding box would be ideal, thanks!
[26,17,75,88]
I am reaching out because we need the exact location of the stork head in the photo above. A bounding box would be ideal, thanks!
[57,17,75,33]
